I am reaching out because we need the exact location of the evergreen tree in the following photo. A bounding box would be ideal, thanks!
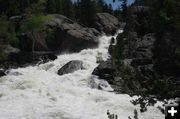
[62,0,73,18]
[95,0,105,12]
[21,15,50,57]
[79,0,96,26]
[119,0,127,18]
[46,0,57,13]
[108,4,113,14]
[46,0,73,18]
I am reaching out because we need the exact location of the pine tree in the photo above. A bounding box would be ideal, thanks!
[46,0,57,13]
[79,0,96,26]
[120,0,127,18]
[95,0,105,12]
[62,0,73,18]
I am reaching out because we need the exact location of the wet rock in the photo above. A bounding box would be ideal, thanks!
[58,60,84,75]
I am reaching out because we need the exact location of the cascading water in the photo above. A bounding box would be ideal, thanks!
[0,30,164,119]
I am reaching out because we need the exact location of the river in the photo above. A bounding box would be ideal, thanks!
[0,30,164,119]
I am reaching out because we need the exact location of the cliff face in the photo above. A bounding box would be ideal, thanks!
[114,6,180,98]
[92,5,180,98]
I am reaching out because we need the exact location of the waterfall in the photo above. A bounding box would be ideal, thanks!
[0,30,164,119]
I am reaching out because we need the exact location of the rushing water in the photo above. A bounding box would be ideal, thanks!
[0,30,164,119]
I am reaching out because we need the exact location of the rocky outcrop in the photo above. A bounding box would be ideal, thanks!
[94,13,120,35]
[18,14,100,53]
[92,59,115,84]
[58,60,84,75]
[46,14,100,53]
[109,5,180,97]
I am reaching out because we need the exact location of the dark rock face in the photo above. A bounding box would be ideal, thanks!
[117,32,155,66]
[0,69,6,77]
[94,13,120,35]
[111,6,180,97]
[46,14,100,53]
[58,60,83,75]
[92,60,115,84]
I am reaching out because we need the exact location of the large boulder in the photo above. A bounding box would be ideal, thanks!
[135,33,155,58]
[58,60,84,75]
[92,59,115,84]
[94,13,120,35]
[46,14,100,53]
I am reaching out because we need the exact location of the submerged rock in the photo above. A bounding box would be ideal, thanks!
[58,60,84,75]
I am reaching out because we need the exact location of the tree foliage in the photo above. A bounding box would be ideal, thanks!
[21,15,50,53]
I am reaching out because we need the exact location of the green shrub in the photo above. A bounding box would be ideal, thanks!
[21,15,50,32]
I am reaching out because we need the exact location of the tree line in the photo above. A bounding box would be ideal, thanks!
[0,0,117,26]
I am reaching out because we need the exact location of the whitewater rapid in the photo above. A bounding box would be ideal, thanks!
[0,30,164,119]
